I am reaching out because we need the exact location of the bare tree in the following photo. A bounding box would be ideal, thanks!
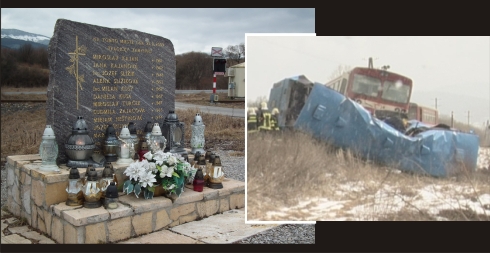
[224,43,245,66]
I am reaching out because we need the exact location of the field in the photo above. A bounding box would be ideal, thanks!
[247,131,490,221]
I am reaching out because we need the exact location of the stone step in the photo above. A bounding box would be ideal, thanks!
[6,154,245,244]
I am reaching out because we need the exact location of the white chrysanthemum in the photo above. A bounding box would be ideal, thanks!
[138,170,157,188]
[148,162,157,173]
[152,150,166,161]
[156,160,164,166]
[124,162,143,181]
[139,159,150,172]
[143,151,153,161]
[160,165,174,178]
[167,155,177,166]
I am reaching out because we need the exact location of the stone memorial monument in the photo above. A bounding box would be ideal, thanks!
[46,19,175,164]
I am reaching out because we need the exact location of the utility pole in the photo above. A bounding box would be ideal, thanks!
[467,111,470,128]
[435,98,438,110]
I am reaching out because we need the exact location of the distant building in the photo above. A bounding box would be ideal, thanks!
[225,62,245,99]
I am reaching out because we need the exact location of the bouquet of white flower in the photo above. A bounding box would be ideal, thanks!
[122,150,196,199]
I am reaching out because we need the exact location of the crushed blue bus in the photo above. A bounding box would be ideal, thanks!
[269,76,479,177]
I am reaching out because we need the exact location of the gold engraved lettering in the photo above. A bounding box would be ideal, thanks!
[102,38,119,43]
[102,70,117,76]
[121,56,138,61]
[93,109,116,115]
[110,63,137,69]
[151,42,165,47]
[119,108,145,114]
[94,117,113,123]
[120,86,134,92]
[120,70,135,77]
[131,48,152,53]
[93,133,105,139]
[119,94,131,99]
[93,62,107,68]
[92,54,118,60]
[94,124,109,131]
[102,86,118,91]
[121,100,141,106]
[93,78,110,84]
[114,78,138,84]
[93,101,119,107]
[107,46,129,52]
[119,39,134,44]
[115,115,143,122]
[93,94,115,100]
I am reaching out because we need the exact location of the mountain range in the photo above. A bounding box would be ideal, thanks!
[1,28,50,49]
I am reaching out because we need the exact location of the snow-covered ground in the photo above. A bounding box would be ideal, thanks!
[254,147,490,221]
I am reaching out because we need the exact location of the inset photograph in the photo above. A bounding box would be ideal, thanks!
[246,35,490,222]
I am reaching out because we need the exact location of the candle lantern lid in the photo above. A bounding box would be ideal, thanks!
[42,125,56,140]
[193,113,204,126]
[68,167,80,179]
[85,164,93,175]
[140,142,148,151]
[102,162,114,177]
[71,116,89,134]
[105,124,116,137]
[195,168,204,180]
[198,155,207,165]
[194,151,201,159]
[205,150,212,160]
[212,156,222,166]
[209,153,216,164]
[87,167,98,181]
[144,121,153,133]
[151,123,162,135]
[164,110,179,123]
[119,125,131,138]
[106,182,118,198]
[128,122,137,135]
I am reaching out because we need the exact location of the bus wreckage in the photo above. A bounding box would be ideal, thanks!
[267,75,479,177]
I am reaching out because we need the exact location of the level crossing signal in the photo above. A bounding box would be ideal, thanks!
[213,58,226,73]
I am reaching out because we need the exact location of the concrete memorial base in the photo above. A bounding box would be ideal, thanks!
[6,154,245,244]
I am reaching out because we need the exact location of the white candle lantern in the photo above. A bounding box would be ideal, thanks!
[149,123,167,153]
[208,155,224,189]
[190,113,205,156]
[39,125,60,172]
[116,125,134,165]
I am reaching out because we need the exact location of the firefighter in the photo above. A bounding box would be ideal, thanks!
[247,108,258,132]
[271,108,280,130]
[258,102,272,131]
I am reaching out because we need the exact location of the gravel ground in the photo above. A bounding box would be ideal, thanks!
[0,102,315,244]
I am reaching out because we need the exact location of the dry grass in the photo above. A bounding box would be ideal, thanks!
[176,91,245,109]
[0,104,244,160]
[247,131,490,221]
[1,105,46,159]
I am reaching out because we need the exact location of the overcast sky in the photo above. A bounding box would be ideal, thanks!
[1,8,315,55]
[246,35,490,128]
